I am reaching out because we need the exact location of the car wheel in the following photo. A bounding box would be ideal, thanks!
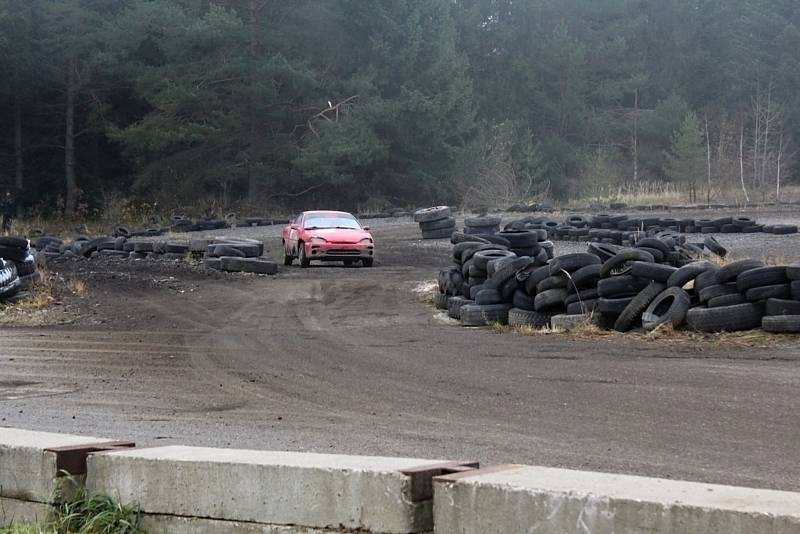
[283,243,293,266]
[362,258,374,267]
[298,243,310,268]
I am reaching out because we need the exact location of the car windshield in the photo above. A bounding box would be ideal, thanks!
[303,216,361,230]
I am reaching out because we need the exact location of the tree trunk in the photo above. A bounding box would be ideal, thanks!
[14,97,23,217]
[246,0,259,204]
[632,88,639,182]
[739,120,750,203]
[65,56,78,214]
[704,112,711,206]
[776,131,783,203]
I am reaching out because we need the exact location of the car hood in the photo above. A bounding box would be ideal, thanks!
[306,228,372,244]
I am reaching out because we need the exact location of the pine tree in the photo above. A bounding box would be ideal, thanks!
[665,112,706,202]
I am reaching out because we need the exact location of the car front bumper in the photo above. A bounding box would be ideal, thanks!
[308,243,374,261]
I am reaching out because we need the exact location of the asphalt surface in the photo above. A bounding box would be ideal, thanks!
[2,211,800,491]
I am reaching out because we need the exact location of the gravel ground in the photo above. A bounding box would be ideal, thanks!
[1,209,799,492]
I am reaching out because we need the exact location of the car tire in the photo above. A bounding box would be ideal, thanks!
[686,303,763,332]
[299,244,310,268]
[362,258,374,267]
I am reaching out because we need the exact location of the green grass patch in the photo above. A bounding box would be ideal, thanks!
[0,475,143,534]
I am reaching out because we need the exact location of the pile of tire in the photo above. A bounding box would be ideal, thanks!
[436,231,800,335]
[169,215,228,233]
[0,236,37,296]
[516,213,796,242]
[34,234,278,275]
[414,206,456,239]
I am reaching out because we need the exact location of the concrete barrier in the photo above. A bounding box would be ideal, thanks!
[0,427,111,503]
[88,445,454,533]
[433,465,800,534]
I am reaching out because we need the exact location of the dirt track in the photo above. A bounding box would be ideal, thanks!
[2,212,800,491]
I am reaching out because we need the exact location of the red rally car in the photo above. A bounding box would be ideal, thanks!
[282,211,375,268]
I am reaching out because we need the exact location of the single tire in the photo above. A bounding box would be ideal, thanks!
[629,261,677,283]
[587,242,623,263]
[475,289,503,305]
[745,284,791,302]
[736,266,789,292]
[464,215,502,227]
[703,236,727,257]
[707,293,746,308]
[536,275,567,293]
[564,288,599,306]
[641,287,691,331]
[299,245,310,268]
[567,299,598,315]
[0,236,28,249]
[770,224,798,235]
[497,230,539,248]
[212,245,246,258]
[635,237,670,255]
[551,314,592,331]
[694,268,721,292]
[597,275,647,298]
[732,216,755,229]
[472,250,516,271]
[219,257,278,275]
[763,315,800,333]
[716,259,766,284]
[600,249,655,278]
[698,283,739,303]
[766,298,800,316]
[460,303,511,326]
[413,206,451,223]
[433,293,449,310]
[534,288,568,311]
[598,296,636,315]
[524,265,552,295]
[508,308,552,328]
[419,217,456,232]
[548,253,600,275]
[421,227,455,240]
[569,264,602,290]
[667,261,715,288]
[787,262,800,281]
[613,282,667,332]
[450,232,489,245]
[686,303,763,332]
[512,290,535,311]
[447,296,471,319]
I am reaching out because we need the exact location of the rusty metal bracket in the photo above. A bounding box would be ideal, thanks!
[400,461,480,501]
[45,440,135,476]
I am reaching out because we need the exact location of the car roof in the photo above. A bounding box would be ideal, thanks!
[302,211,355,218]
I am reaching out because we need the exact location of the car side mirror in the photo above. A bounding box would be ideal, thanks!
[363,226,370,231]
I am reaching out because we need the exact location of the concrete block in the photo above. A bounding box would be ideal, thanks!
[434,465,800,534]
[88,446,446,533]
[0,428,109,502]
[0,497,52,526]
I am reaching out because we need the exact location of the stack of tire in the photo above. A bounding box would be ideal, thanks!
[414,206,456,240]
[0,236,35,295]
[201,237,278,274]
[33,234,278,275]
[1,237,37,288]
[464,215,502,236]
[434,231,553,327]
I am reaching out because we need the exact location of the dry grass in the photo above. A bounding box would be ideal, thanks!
[0,270,87,326]
[489,315,797,348]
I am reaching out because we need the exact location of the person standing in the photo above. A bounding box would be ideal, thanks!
[1,191,16,233]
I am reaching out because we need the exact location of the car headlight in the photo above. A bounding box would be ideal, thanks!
[359,237,373,245]
[310,236,328,244]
